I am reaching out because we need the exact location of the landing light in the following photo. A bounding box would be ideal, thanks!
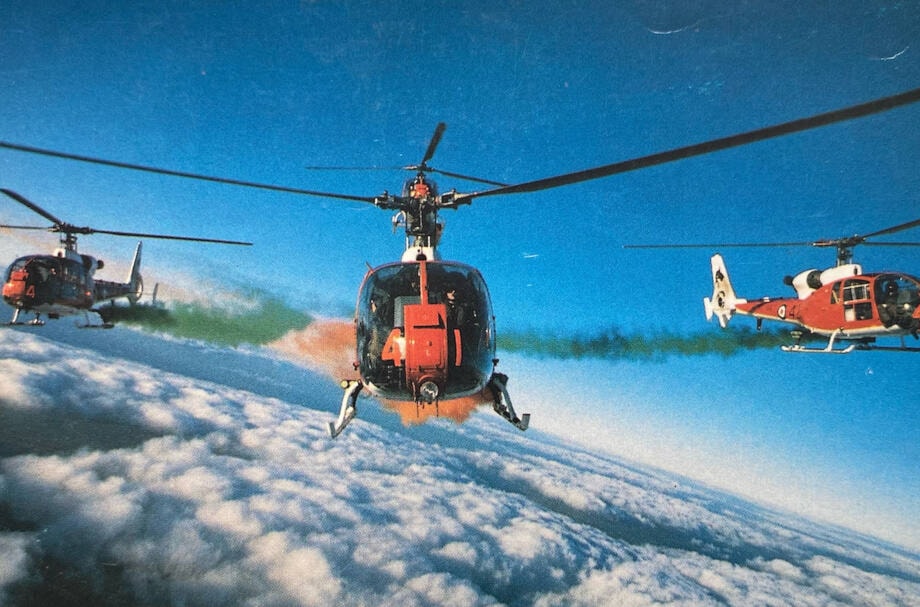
[419,381,439,403]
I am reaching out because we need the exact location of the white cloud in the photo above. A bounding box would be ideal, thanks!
[247,531,342,605]
[1,328,918,606]
[0,533,32,604]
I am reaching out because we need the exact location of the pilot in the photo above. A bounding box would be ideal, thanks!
[444,287,469,327]
[886,281,899,300]
[877,280,900,327]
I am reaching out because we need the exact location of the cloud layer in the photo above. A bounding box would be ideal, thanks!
[1,328,918,606]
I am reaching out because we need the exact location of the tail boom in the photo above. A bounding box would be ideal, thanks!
[92,242,143,305]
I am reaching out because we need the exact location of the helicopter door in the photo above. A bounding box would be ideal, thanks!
[841,278,873,323]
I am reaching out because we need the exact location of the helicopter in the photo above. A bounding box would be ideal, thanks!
[627,218,920,353]
[2,87,920,434]
[692,220,920,353]
[325,123,530,437]
[1,188,251,327]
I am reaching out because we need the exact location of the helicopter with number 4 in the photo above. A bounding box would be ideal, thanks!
[3,87,920,434]
[1,188,251,328]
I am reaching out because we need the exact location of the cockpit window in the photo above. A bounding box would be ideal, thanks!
[842,279,871,302]
[356,261,494,398]
[6,256,60,282]
[875,274,920,327]
[875,274,920,306]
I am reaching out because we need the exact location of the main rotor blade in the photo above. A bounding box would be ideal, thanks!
[420,122,447,168]
[1,188,66,225]
[428,166,508,187]
[5,88,920,209]
[0,144,377,204]
[91,228,252,246]
[862,241,920,247]
[0,223,49,231]
[627,239,920,250]
[2,187,251,245]
[455,86,920,203]
[624,242,811,249]
[304,165,400,171]
[860,217,920,240]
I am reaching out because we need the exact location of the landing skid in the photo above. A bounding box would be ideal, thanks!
[781,343,857,354]
[6,319,45,327]
[857,344,920,352]
[488,373,530,431]
[781,329,920,353]
[781,328,856,354]
[328,373,531,438]
[6,310,44,326]
[328,380,362,438]
[76,310,114,329]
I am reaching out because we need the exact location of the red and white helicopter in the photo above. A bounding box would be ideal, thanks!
[701,221,920,353]
[1,188,251,327]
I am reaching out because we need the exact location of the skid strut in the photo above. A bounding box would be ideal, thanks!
[76,310,114,329]
[329,380,363,438]
[329,375,530,437]
[488,373,530,431]
[781,328,857,354]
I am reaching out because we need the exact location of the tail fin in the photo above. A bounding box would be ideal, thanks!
[703,254,745,328]
[126,242,143,305]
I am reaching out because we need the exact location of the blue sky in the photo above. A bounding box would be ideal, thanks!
[1,2,919,547]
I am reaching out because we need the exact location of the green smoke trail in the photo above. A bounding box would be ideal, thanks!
[104,298,312,347]
[104,295,807,359]
[499,326,810,362]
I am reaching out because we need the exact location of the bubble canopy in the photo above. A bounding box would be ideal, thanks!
[355,260,496,402]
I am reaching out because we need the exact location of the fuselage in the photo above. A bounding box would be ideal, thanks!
[736,270,920,338]
[2,248,134,319]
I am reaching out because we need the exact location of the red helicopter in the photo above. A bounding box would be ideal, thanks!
[699,220,920,353]
[3,87,920,434]
[1,188,251,327]
[325,124,530,436]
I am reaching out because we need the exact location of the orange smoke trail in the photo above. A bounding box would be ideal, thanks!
[270,319,359,380]
[270,319,490,425]
[383,391,491,426]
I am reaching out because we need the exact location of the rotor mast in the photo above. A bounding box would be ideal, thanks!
[374,177,463,262]
[371,123,469,262]
[815,217,920,266]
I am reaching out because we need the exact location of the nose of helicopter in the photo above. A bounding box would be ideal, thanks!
[2,268,32,305]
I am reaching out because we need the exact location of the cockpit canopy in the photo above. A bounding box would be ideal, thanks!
[3,254,93,308]
[873,273,920,327]
[355,260,494,401]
